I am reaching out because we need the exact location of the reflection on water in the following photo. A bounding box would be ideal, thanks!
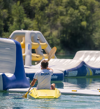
[34,77,100,90]
[63,77,100,90]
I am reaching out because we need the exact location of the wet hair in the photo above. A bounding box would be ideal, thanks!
[41,60,48,69]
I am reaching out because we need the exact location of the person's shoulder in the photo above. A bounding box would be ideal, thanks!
[35,70,42,74]
[49,70,53,73]
[46,69,53,73]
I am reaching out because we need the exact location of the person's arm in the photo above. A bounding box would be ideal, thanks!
[46,67,53,71]
[30,79,37,87]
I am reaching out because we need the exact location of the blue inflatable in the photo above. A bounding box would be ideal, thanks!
[64,61,100,77]
[0,38,30,90]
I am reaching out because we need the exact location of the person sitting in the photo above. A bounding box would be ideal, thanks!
[30,60,55,90]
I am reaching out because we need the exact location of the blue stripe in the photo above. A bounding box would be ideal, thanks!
[3,39,30,90]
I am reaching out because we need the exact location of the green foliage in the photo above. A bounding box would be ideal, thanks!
[59,0,100,51]
[9,1,25,32]
[1,0,100,53]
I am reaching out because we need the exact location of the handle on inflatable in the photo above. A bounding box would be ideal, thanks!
[48,47,57,61]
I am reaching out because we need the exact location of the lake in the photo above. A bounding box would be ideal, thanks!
[1,55,100,109]
[0,77,100,109]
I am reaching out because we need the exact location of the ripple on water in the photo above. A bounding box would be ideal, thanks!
[1,77,100,109]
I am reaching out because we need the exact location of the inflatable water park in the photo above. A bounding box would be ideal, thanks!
[1,30,100,96]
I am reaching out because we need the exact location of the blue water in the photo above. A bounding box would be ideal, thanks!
[1,77,100,109]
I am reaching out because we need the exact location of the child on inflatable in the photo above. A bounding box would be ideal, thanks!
[30,60,55,90]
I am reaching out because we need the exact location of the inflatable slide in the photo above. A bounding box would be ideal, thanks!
[64,51,100,77]
[0,38,30,90]
[9,30,56,64]
[10,30,64,81]
[48,51,100,77]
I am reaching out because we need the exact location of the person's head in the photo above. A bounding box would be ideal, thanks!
[41,60,48,69]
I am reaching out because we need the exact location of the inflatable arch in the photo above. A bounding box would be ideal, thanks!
[0,38,30,90]
[10,30,56,66]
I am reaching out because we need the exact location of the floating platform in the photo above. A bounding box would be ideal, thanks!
[64,51,100,77]
[6,88,100,96]
[48,51,100,77]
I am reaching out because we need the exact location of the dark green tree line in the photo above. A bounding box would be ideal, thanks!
[1,0,100,53]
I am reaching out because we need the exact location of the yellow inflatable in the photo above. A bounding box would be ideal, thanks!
[20,37,25,48]
[29,88,61,99]
[43,54,55,59]
[23,53,43,61]
[21,42,39,49]
[21,42,25,48]
[32,53,43,61]
[32,42,39,49]
[23,53,55,61]
[21,42,48,49]
[40,43,48,49]
[20,37,54,62]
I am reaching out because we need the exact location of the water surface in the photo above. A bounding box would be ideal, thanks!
[1,77,100,109]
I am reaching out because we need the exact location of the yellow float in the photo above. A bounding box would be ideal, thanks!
[40,43,48,49]
[21,42,47,49]
[23,53,55,61]
[29,88,61,99]
[32,43,39,49]
[23,53,43,61]
[21,41,39,49]
[43,54,55,59]
[20,37,25,48]
[21,41,25,48]
[32,53,43,61]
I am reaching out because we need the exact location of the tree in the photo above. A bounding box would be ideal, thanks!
[0,0,4,37]
[9,1,25,32]
[0,0,9,37]
[59,0,100,51]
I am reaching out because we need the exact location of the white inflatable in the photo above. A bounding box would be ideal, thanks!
[0,38,30,90]
[10,30,64,81]
[47,51,100,77]
[10,30,56,65]
[7,88,100,96]
[9,30,100,80]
